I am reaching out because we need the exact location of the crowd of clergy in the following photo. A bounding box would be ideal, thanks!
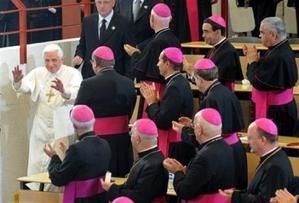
[10,0,299,202]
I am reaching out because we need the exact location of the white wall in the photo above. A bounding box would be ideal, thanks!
[0,38,78,203]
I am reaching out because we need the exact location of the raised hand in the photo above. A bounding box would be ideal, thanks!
[51,78,65,94]
[12,65,24,83]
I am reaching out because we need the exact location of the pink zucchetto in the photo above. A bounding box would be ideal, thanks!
[70,105,95,128]
[135,118,158,137]
[163,47,183,64]
[208,15,226,28]
[92,46,114,60]
[112,197,134,203]
[201,108,222,126]
[152,3,171,18]
[194,58,216,70]
[255,118,278,136]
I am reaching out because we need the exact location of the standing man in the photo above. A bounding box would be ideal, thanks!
[164,108,235,202]
[101,118,168,203]
[202,15,243,90]
[124,3,181,121]
[115,0,161,50]
[124,3,181,85]
[12,44,82,185]
[173,58,247,189]
[220,118,294,203]
[164,0,218,42]
[73,0,135,79]
[244,17,298,136]
[44,105,111,203]
[75,46,136,177]
[139,47,193,159]
[250,0,282,37]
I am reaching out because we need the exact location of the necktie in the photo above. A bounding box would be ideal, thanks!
[99,19,107,40]
[132,0,142,22]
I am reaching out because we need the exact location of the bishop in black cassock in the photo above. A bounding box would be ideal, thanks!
[220,118,294,203]
[178,58,247,190]
[245,17,298,136]
[202,16,243,89]
[102,119,168,203]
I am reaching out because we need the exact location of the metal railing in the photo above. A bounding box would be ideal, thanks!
[0,0,93,64]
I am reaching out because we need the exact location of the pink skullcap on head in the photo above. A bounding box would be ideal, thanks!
[163,47,183,64]
[152,3,171,18]
[194,58,216,70]
[112,197,134,203]
[208,15,226,28]
[255,118,278,136]
[200,108,222,126]
[92,46,114,60]
[135,118,158,137]
[70,105,95,128]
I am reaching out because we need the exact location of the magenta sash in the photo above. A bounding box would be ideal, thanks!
[223,133,239,145]
[94,116,129,136]
[158,129,181,156]
[181,193,231,203]
[141,81,165,118]
[63,177,104,203]
[252,88,293,118]
[186,0,199,41]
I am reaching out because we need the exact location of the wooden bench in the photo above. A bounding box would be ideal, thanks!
[181,41,299,51]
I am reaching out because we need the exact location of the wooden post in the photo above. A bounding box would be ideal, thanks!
[62,0,82,39]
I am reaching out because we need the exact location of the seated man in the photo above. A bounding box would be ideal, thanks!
[164,108,235,202]
[220,118,294,203]
[44,105,111,203]
[101,118,168,203]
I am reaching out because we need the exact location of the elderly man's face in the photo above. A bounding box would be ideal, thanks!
[44,51,62,74]
[95,0,115,17]
[259,22,276,47]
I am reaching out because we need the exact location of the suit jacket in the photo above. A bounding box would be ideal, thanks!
[75,12,135,78]
[115,0,161,48]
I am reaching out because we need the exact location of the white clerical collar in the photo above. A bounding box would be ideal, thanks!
[204,134,222,143]
[139,145,158,153]
[213,37,226,47]
[165,71,180,80]
[99,10,113,27]
[261,146,280,157]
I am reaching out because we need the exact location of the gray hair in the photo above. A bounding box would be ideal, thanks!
[138,132,158,145]
[262,17,287,41]
[42,44,64,59]
[151,10,171,27]
[194,111,222,137]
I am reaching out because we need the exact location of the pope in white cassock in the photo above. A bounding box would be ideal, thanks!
[12,44,83,186]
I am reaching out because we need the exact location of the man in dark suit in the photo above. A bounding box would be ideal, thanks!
[0,0,18,47]
[75,46,136,177]
[73,0,135,79]
[115,0,161,50]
